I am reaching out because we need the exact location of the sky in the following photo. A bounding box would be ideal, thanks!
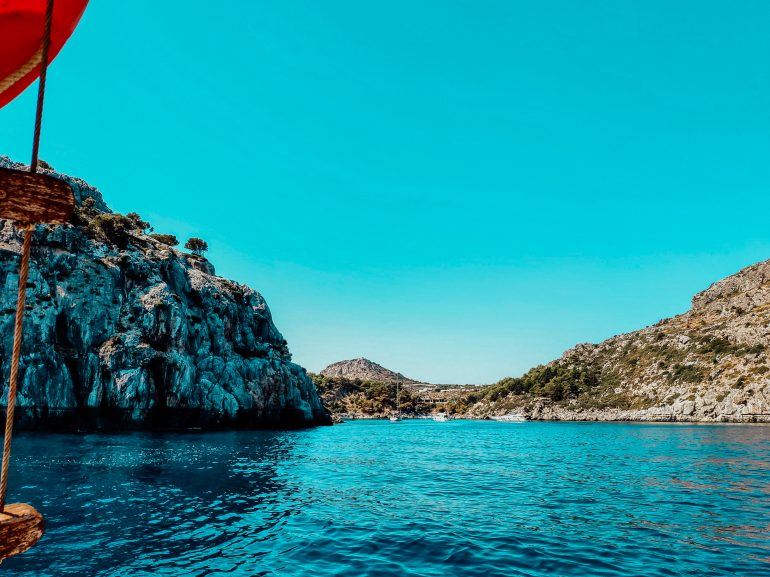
[1,0,769,384]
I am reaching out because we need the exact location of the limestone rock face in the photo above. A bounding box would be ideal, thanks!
[0,157,329,429]
[463,258,770,422]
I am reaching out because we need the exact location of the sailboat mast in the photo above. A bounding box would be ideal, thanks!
[396,379,400,414]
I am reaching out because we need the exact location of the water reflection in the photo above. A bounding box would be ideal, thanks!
[5,431,298,576]
[3,422,770,576]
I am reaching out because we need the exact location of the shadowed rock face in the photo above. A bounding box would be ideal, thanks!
[0,157,330,430]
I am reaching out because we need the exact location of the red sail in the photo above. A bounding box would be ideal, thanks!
[0,0,89,109]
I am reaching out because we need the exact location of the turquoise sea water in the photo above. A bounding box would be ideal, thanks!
[3,420,769,576]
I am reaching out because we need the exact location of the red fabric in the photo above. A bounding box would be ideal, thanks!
[0,0,89,109]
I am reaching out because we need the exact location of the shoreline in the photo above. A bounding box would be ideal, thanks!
[335,412,770,424]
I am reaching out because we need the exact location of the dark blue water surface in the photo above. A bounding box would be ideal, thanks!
[3,420,770,576]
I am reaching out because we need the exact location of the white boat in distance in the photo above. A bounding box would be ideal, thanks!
[490,414,527,422]
[433,413,449,422]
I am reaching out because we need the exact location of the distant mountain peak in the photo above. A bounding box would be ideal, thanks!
[320,358,417,383]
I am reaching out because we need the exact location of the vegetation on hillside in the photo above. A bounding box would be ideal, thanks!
[444,361,642,415]
[71,200,207,257]
[185,237,209,256]
[312,361,651,418]
[311,374,430,416]
[150,233,179,246]
[72,199,150,249]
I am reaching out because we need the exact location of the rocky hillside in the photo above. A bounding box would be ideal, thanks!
[312,373,430,419]
[320,358,417,383]
[453,259,769,422]
[0,157,329,430]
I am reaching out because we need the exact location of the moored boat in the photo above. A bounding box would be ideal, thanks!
[490,413,527,422]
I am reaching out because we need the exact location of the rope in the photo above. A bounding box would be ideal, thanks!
[0,228,33,509]
[31,0,55,173]
[0,0,55,511]
[0,48,43,99]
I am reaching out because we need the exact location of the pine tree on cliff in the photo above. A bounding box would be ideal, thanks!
[185,237,209,257]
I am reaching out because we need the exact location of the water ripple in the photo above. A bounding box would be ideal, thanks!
[3,421,770,576]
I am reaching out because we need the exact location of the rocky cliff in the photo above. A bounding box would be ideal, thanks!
[0,157,329,430]
[455,258,770,422]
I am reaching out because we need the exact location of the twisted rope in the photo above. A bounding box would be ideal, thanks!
[31,0,55,173]
[0,228,33,509]
[0,48,43,99]
[0,0,55,511]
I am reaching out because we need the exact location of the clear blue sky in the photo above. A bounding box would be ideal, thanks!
[1,1,769,383]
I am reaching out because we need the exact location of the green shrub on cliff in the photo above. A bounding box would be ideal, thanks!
[126,212,151,232]
[71,200,137,248]
[185,237,209,257]
[696,336,765,358]
[480,363,601,404]
[90,213,135,249]
[150,233,179,246]
[72,200,185,252]
[672,363,705,383]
